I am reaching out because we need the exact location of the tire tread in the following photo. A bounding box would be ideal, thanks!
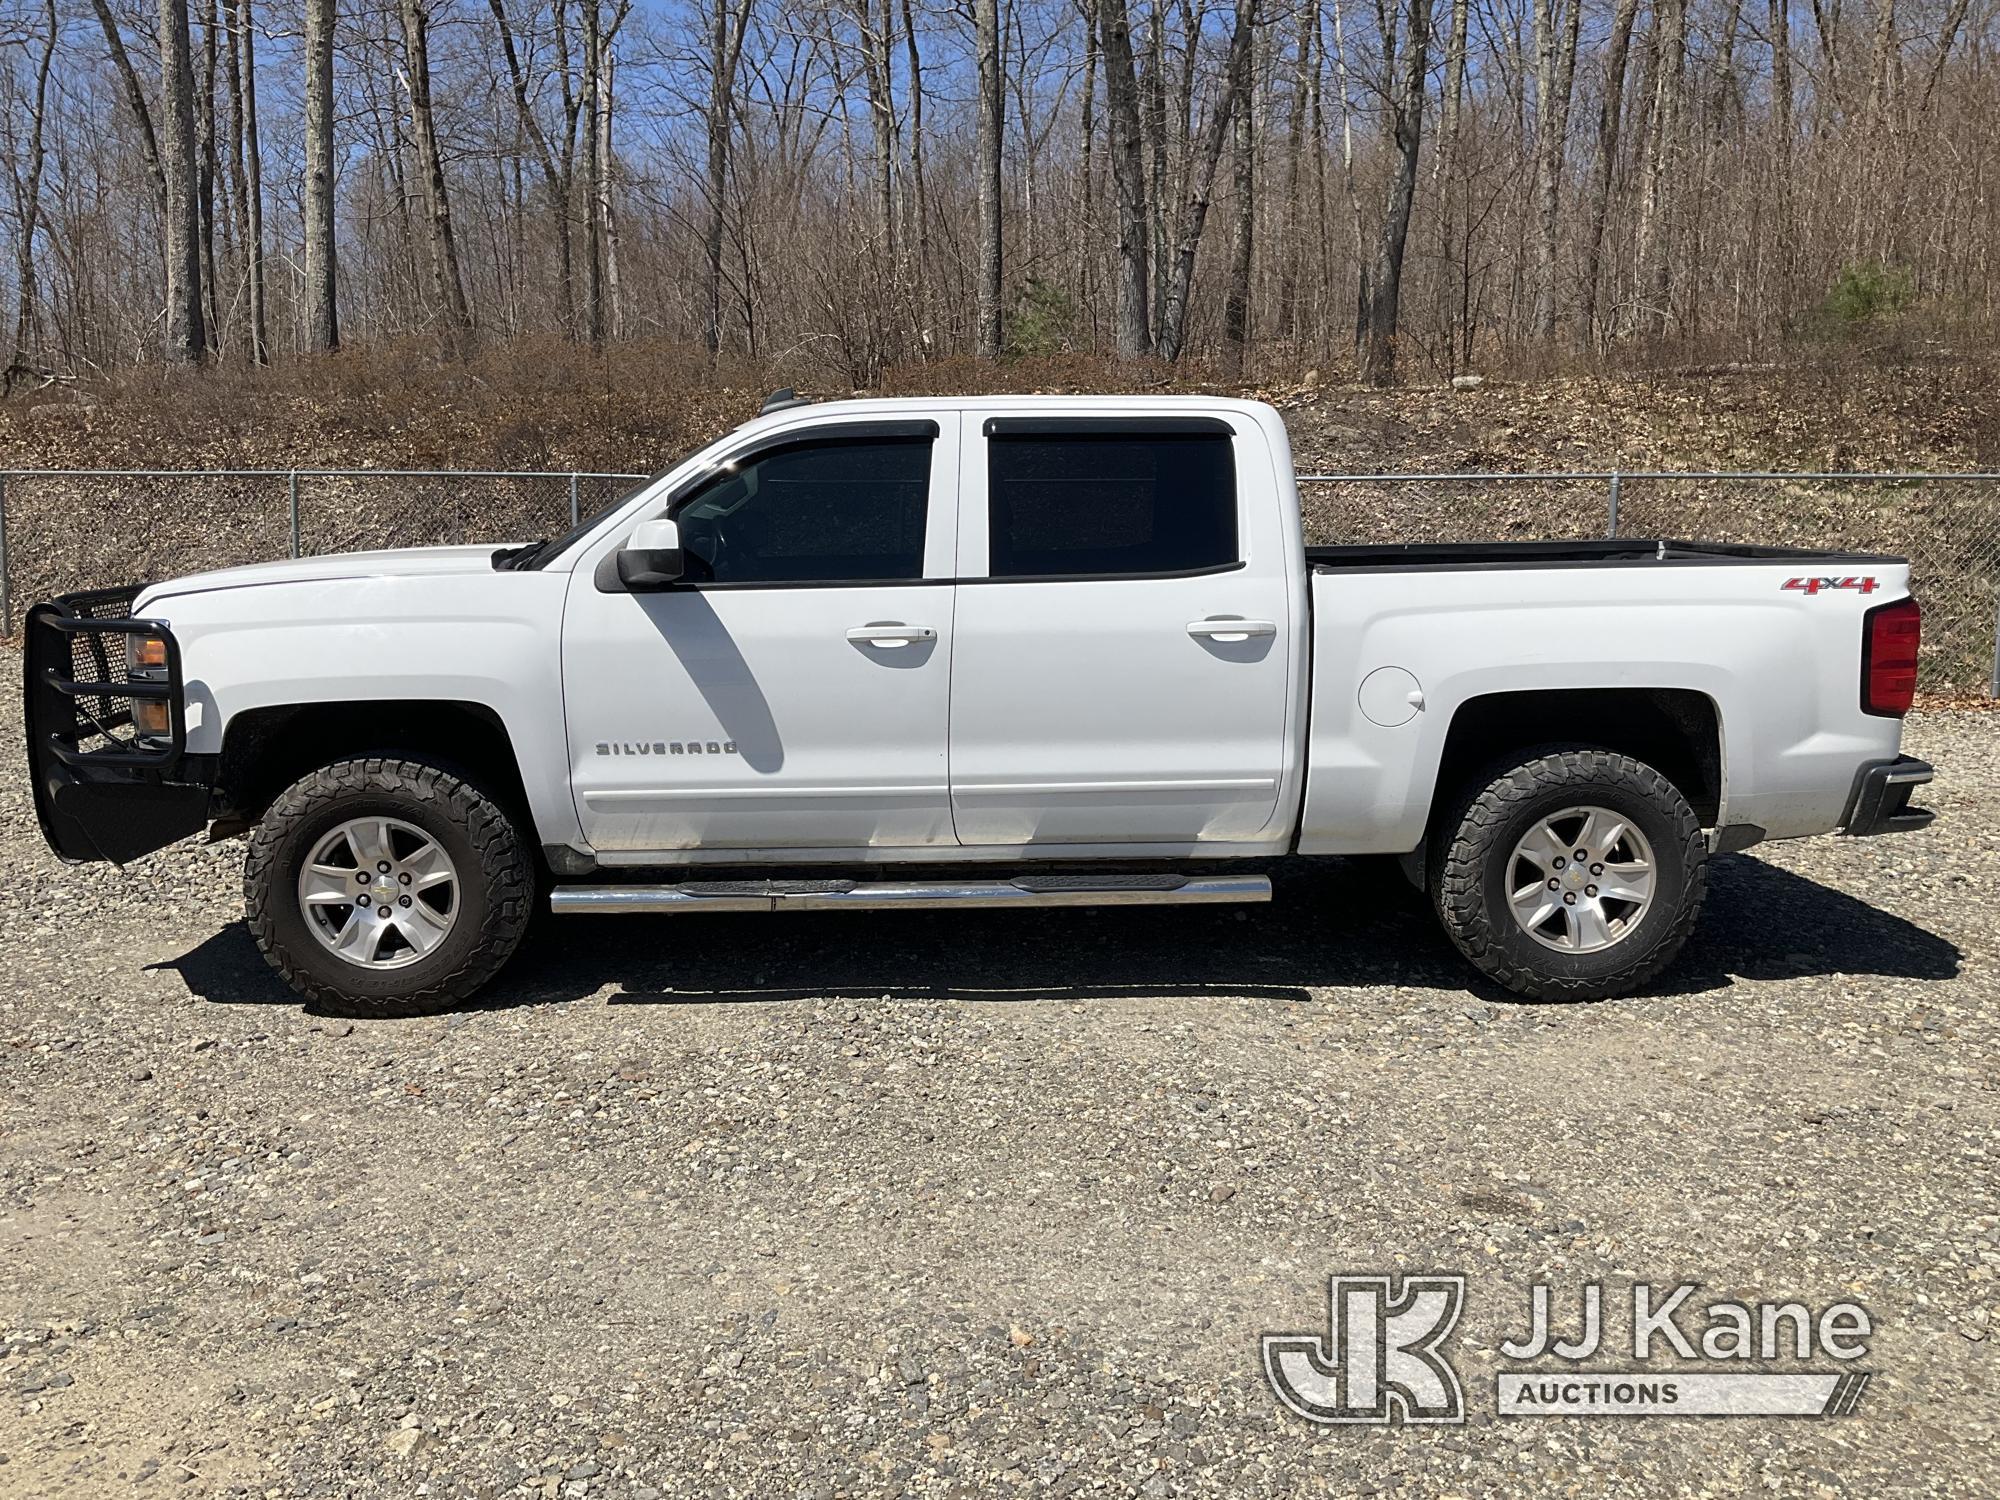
[1433,746,1707,1002]
[244,757,532,1016]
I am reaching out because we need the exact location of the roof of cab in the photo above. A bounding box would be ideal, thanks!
[727,391,1282,442]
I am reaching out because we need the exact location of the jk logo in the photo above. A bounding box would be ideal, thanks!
[1261,1274,1467,1425]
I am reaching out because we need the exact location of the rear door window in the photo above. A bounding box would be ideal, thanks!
[985,422,1237,579]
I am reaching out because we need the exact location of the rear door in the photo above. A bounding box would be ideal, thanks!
[947,412,1297,847]
[563,418,960,853]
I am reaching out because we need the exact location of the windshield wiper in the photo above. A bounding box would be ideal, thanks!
[491,541,545,571]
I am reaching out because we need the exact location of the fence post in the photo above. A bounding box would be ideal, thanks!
[1991,590,2000,700]
[0,472,10,633]
[288,470,301,558]
[569,472,581,528]
[1606,470,1622,537]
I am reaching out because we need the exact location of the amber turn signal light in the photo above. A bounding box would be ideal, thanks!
[133,698,172,736]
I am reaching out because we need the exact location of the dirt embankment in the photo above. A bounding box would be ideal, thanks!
[6,342,1997,477]
[6,345,1999,691]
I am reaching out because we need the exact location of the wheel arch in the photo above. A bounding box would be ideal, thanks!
[214,699,534,835]
[1429,687,1724,835]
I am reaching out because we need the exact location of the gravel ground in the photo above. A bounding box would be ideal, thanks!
[2,677,1994,1498]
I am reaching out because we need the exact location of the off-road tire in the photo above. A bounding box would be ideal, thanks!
[245,757,533,1016]
[1432,747,1707,1002]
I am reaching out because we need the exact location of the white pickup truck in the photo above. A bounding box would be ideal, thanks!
[27,394,1934,1015]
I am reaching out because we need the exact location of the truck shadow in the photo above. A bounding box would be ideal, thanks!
[162,853,1961,1016]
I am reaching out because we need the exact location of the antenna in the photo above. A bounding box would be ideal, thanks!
[761,387,810,415]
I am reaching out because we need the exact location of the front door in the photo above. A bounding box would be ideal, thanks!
[947,413,1297,847]
[563,419,959,853]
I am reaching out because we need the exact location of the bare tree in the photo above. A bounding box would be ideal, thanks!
[1633,0,1687,340]
[397,0,474,344]
[598,33,624,340]
[5,0,56,388]
[1219,0,1254,377]
[974,0,1005,354]
[21,0,2000,379]
[230,0,269,362]
[580,0,604,345]
[304,0,340,351]
[1578,0,1640,343]
[1156,0,1252,361]
[197,0,221,345]
[702,0,757,357]
[1096,0,1149,355]
[89,0,167,209]
[1359,0,1427,384]
[159,0,208,361]
[487,0,582,335]
[1528,0,1581,340]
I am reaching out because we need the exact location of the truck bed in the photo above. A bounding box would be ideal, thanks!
[1306,538,1903,571]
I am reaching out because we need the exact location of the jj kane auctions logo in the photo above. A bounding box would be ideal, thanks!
[1262,1275,1874,1424]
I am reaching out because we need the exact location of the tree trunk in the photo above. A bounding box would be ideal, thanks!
[1220,0,1255,378]
[1078,0,1098,334]
[1143,7,1170,339]
[1529,0,1580,340]
[1436,0,1470,366]
[974,0,1005,355]
[397,0,474,345]
[233,0,269,362]
[303,0,339,351]
[580,0,603,346]
[1633,0,1686,340]
[197,0,221,350]
[1156,0,1252,361]
[487,0,577,337]
[854,0,899,274]
[89,0,167,211]
[6,0,56,390]
[1359,0,1428,385]
[703,0,755,358]
[1578,0,1639,342]
[599,43,623,340]
[1096,0,1150,356]
[159,0,207,362]
[1275,4,1312,346]
[901,0,931,342]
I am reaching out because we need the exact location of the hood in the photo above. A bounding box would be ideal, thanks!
[136,543,519,607]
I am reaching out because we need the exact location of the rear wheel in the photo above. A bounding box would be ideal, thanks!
[245,757,533,1016]
[1432,747,1706,1001]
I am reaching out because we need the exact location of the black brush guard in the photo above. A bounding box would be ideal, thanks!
[25,587,214,863]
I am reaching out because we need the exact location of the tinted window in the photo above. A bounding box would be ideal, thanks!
[672,436,931,584]
[987,431,1237,579]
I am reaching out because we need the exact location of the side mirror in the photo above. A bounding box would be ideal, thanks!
[616,518,684,590]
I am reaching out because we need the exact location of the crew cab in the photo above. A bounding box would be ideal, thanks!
[26,395,1935,1015]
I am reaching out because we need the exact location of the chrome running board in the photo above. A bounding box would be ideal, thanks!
[549,873,1272,915]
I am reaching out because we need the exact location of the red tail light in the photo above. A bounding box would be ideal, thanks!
[1862,597,1921,716]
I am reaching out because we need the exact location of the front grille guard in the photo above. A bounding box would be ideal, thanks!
[25,586,186,772]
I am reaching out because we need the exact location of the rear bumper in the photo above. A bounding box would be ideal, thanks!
[1840,755,1936,837]
[25,588,216,864]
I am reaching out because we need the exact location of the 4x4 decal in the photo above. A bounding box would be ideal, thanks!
[1782,576,1879,595]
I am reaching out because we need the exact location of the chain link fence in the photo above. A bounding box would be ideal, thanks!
[0,468,650,633]
[2,466,1996,694]
[1299,471,2000,696]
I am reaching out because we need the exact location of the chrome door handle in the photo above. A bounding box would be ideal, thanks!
[1187,617,1277,642]
[847,623,936,648]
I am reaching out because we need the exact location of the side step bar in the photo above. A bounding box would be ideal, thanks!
[550,873,1272,915]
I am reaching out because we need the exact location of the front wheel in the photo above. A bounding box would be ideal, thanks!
[1432,747,1707,1001]
[245,757,534,1016]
